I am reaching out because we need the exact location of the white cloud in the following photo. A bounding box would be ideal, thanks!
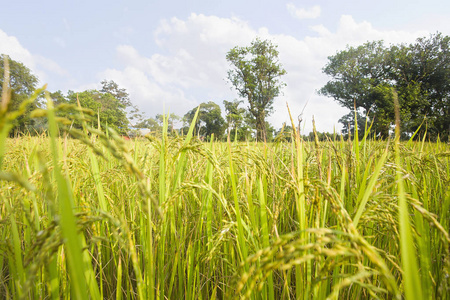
[35,55,68,76]
[0,29,69,88]
[99,66,198,117]
[287,4,321,20]
[100,14,260,122]
[97,14,433,133]
[0,29,35,67]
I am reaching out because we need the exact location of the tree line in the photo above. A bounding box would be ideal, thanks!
[1,32,449,141]
[0,54,136,136]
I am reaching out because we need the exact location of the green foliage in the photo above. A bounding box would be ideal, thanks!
[1,95,450,298]
[320,33,450,140]
[223,99,253,141]
[0,56,136,136]
[274,123,295,142]
[100,80,131,108]
[100,79,142,123]
[41,81,133,135]
[303,130,335,142]
[338,111,367,140]
[223,99,245,132]
[183,101,225,140]
[388,34,450,139]
[66,90,129,134]
[135,117,161,133]
[320,41,386,111]
[2,34,450,300]
[226,38,286,141]
[0,54,39,134]
[135,113,180,136]
[48,90,66,106]
[156,113,180,133]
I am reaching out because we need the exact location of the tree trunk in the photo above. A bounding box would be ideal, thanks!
[255,112,266,142]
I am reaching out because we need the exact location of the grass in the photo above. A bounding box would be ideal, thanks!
[0,87,449,299]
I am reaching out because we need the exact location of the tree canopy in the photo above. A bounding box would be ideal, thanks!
[320,33,450,140]
[65,89,129,134]
[183,101,225,140]
[226,38,286,141]
[100,79,142,122]
[223,99,253,140]
[0,54,40,134]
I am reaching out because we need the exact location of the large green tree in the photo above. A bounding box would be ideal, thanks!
[49,81,133,134]
[67,90,129,134]
[101,79,142,123]
[226,38,286,141]
[386,33,450,138]
[0,54,39,133]
[319,41,394,137]
[100,80,131,107]
[183,101,225,140]
[320,33,450,139]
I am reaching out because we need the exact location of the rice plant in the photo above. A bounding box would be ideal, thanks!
[0,83,449,299]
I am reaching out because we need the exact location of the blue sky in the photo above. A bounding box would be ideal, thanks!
[1,0,449,132]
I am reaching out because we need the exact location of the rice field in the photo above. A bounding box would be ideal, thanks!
[0,99,449,299]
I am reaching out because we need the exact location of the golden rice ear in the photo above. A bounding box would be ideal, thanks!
[1,94,448,299]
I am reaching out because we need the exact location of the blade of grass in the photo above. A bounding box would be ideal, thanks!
[286,102,307,299]
[5,200,25,298]
[45,94,95,300]
[227,134,248,264]
[393,88,423,300]
[353,147,388,227]
[157,112,168,300]
[258,176,274,300]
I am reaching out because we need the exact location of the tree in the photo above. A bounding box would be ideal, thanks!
[304,131,335,142]
[155,113,180,133]
[67,90,129,134]
[320,41,388,112]
[136,113,181,135]
[100,80,131,107]
[338,112,368,140]
[0,54,39,133]
[183,101,225,140]
[223,99,250,140]
[49,90,67,106]
[226,38,286,141]
[320,33,450,140]
[386,33,450,139]
[101,79,142,123]
[319,41,394,137]
[274,124,295,142]
[135,117,161,133]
